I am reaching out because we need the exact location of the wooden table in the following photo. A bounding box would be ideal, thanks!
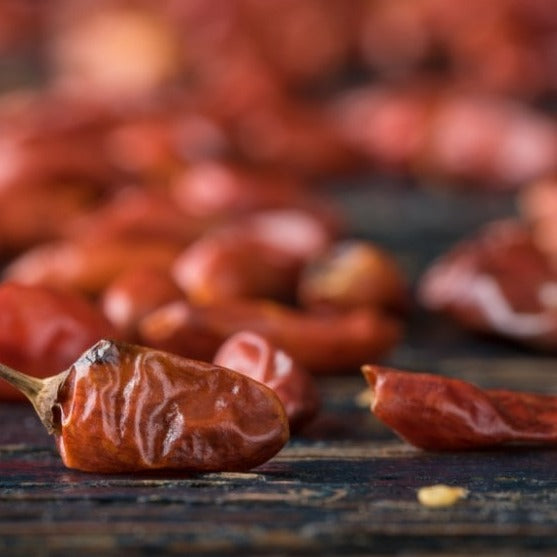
[1,182,556,556]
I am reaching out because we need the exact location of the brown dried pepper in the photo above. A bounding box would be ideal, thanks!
[0,339,289,473]
[139,299,401,374]
[0,282,117,400]
[362,365,557,450]
[214,331,320,431]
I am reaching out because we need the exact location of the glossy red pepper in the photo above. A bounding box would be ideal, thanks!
[172,210,332,303]
[214,331,320,431]
[362,365,557,450]
[0,339,289,473]
[419,220,557,349]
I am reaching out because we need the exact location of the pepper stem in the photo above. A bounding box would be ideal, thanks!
[0,362,68,435]
[0,362,44,401]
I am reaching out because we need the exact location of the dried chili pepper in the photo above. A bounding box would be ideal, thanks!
[172,210,332,303]
[214,331,320,431]
[0,339,289,473]
[4,238,182,296]
[298,240,409,315]
[419,220,557,349]
[333,84,557,186]
[0,282,117,400]
[229,100,359,177]
[362,364,557,450]
[139,299,401,374]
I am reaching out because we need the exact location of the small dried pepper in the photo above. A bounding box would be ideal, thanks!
[214,331,320,431]
[298,240,409,315]
[419,220,557,349]
[0,339,289,473]
[4,237,182,295]
[362,365,557,450]
[140,299,401,374]
[172,209,332,304]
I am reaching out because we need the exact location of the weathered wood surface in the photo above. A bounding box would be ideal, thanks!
[2,371,557,556]
[1,183,557,556]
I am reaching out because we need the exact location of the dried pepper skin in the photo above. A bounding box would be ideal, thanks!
[140,300,401,375]
[214,331,320,431]
[362,365,557,450]
[55,340,289,473]
[0,283,117,400]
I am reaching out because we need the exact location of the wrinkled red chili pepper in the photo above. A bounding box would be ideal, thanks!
[362,364,557,450]
[214,331,320,431]
[139,299,401,374]
[0,282,117,400]
[0,339,289,473]
[172,209,332,303]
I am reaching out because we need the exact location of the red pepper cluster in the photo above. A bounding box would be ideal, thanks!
[1,1,557,472]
